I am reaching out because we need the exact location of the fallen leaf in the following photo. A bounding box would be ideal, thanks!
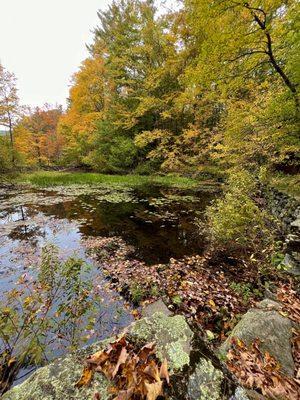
[145,380,163,400]
[112,346,128,378]
[75,366,93,388]
[159,359,169,384]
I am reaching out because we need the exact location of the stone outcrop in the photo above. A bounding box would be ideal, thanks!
[3,302,229,400]
[3,311,193,400]
[220,299,295,377]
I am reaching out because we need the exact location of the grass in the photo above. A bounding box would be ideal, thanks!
[269,173,300,198]
[8,171,203,189]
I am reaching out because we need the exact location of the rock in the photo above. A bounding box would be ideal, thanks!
[244,390,266,400]
[187,358,223,400]
[256,298,282,311]
[142,299,172,318]
[230,387,250,400]
[129,311,193,371]
[263,287,278,302]
[2,340,112,400]
[283,253,300,276]
[3,312,193,400]
[220,299,294,377]
[291,218,300,229]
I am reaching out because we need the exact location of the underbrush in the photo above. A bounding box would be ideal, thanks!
[206,170,282,275]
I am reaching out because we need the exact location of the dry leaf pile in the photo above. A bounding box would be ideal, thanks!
[277,283,300,380]
[226,338,300,400]
[83,237,250,337]
[277,284,300,325]
[76,336,170,400]
[158,256,249,335]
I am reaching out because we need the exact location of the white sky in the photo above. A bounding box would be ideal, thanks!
[0,0,110,108]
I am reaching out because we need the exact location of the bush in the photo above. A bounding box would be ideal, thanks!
[134,159,160,175]
[0,245,104,393]
[207,170,272,250]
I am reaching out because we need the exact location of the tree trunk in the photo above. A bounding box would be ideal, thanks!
[8,112,15,165]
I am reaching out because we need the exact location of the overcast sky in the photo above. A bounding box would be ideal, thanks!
[0,0,110,108]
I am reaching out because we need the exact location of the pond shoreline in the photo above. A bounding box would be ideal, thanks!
[1,172,299,399]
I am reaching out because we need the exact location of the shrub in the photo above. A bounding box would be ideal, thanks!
[0,245,103,393]
[207,170,272,250]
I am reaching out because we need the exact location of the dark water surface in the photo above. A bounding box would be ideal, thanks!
[0,183,216,273]
[0,182,217,381]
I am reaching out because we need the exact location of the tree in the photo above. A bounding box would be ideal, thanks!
[15,104,63,166]
[57,56,106,167]
[0,63,20,164]
[184,0,300,171]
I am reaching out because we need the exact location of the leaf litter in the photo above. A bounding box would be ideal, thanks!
[76,336,169,400]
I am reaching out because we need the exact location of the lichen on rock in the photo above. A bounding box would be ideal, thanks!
[129,311,193,371]
[187,358,223,400]
[220,299,295,376]
[3,311,193,399]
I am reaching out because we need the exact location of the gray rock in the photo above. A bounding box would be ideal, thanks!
[283,253,300,276]
[220,299,294,376]
[2,340,112,400]
[187,358,223,400]
[231,387,266,400]
[3,312,193,400]
[142,299,172,318]
[291,218,300,229]
[230,387,250,400]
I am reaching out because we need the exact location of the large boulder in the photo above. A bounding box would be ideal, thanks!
[220,299,295,377]
[3,311,194,400]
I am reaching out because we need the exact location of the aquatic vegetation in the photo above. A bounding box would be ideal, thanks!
[13,171,200,189]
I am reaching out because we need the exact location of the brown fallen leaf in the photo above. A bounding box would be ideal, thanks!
[138,342,156,362]
[75,366,93,388]
[144,380,163,400]
[112,346,128,378]
[113,387,134,400]
[159,359,169,384]
[76,336,170,399]
[143,360,160,382]
[87,349,109,366]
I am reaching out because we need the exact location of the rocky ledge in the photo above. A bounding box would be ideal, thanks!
[5,298,296,400]
[3,303,248,400]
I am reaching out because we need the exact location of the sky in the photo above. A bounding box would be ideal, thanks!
[0,0,110,108]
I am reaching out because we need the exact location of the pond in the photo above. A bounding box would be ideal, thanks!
[0,182,217,384]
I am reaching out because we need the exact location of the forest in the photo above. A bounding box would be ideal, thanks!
[1,0,299,177]
[0,1,299,399]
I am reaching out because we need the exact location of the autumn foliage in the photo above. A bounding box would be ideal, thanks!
[76,336,169,400]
